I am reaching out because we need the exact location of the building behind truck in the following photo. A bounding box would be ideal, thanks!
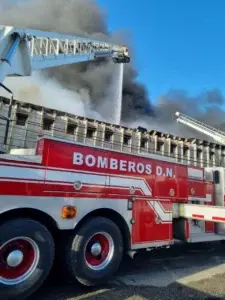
[1,96,225,168]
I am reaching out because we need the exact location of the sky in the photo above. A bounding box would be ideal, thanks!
[97,0,225,104]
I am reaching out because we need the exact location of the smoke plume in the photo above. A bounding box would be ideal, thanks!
[148,89,225,140]
[0,0,153,122]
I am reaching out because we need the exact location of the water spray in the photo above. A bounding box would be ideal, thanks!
[114,63,124,125]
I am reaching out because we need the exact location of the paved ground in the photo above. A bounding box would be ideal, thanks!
[32,243,225,300]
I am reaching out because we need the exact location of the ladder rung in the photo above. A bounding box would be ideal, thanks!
[29,37,117,57]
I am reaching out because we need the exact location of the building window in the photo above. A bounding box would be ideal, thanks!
[141,138,147,148]
[157,140,163,152]
[209,152,214,161]
[183,146,189,156]
[197,149,202,159]
[67,123,76,135]
[16,113,28,126]
[221,155,225,167]
[43,118,54,131]
[86,127,95,139]
[123,134,131,145]
[170,143,176,154]
[104,130,113,142]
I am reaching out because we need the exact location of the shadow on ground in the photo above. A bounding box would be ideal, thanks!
[31,243,225,300]
[31,280,224,300]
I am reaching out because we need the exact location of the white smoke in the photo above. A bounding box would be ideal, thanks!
[0,72,104,120]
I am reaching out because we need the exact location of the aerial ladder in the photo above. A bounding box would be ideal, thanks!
[173,111,225,145]
[0,25,130,150]
[0,25,130,84]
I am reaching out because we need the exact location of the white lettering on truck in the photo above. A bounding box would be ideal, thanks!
[166,168,173,177]
[73,152,173,177]
[97,156,108,168]
[156,166,163,176]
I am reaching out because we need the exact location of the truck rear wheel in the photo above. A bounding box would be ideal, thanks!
[65,217,123,286]
[0,218,54,299]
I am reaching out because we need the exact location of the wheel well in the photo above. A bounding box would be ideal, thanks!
[76,208,131,251]
[0,208,59,238]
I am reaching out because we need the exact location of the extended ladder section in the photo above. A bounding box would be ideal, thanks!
[174,111,225,145]
[0,25,130,84]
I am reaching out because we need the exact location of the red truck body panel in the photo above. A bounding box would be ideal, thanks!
[0,137,214,247]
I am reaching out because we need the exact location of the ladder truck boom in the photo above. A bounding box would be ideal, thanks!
[0,25,130,84]
[174,111,225,144]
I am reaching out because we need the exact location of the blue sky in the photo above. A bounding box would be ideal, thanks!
[97,0,225,104]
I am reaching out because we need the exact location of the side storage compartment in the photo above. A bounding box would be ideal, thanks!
[132,199,173,246]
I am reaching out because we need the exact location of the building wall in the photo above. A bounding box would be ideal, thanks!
[1,97,225,167]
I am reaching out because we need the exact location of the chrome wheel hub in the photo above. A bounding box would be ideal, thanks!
[90,242,102,256]
[7,250,24,267]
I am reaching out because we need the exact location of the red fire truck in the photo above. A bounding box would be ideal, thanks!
[1,135,225,299]
[1,24,225,300]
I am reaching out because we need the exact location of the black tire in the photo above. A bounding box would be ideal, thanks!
[65,217,123,286]
[0,218,55,300]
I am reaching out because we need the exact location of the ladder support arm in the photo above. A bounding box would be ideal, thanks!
[0,31,32,83]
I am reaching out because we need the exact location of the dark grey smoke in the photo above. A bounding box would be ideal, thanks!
[150,88,225,140]
[155,88,225,123]
[0,0,153,121]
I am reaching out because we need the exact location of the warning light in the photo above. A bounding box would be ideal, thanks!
[61,206,77,219]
